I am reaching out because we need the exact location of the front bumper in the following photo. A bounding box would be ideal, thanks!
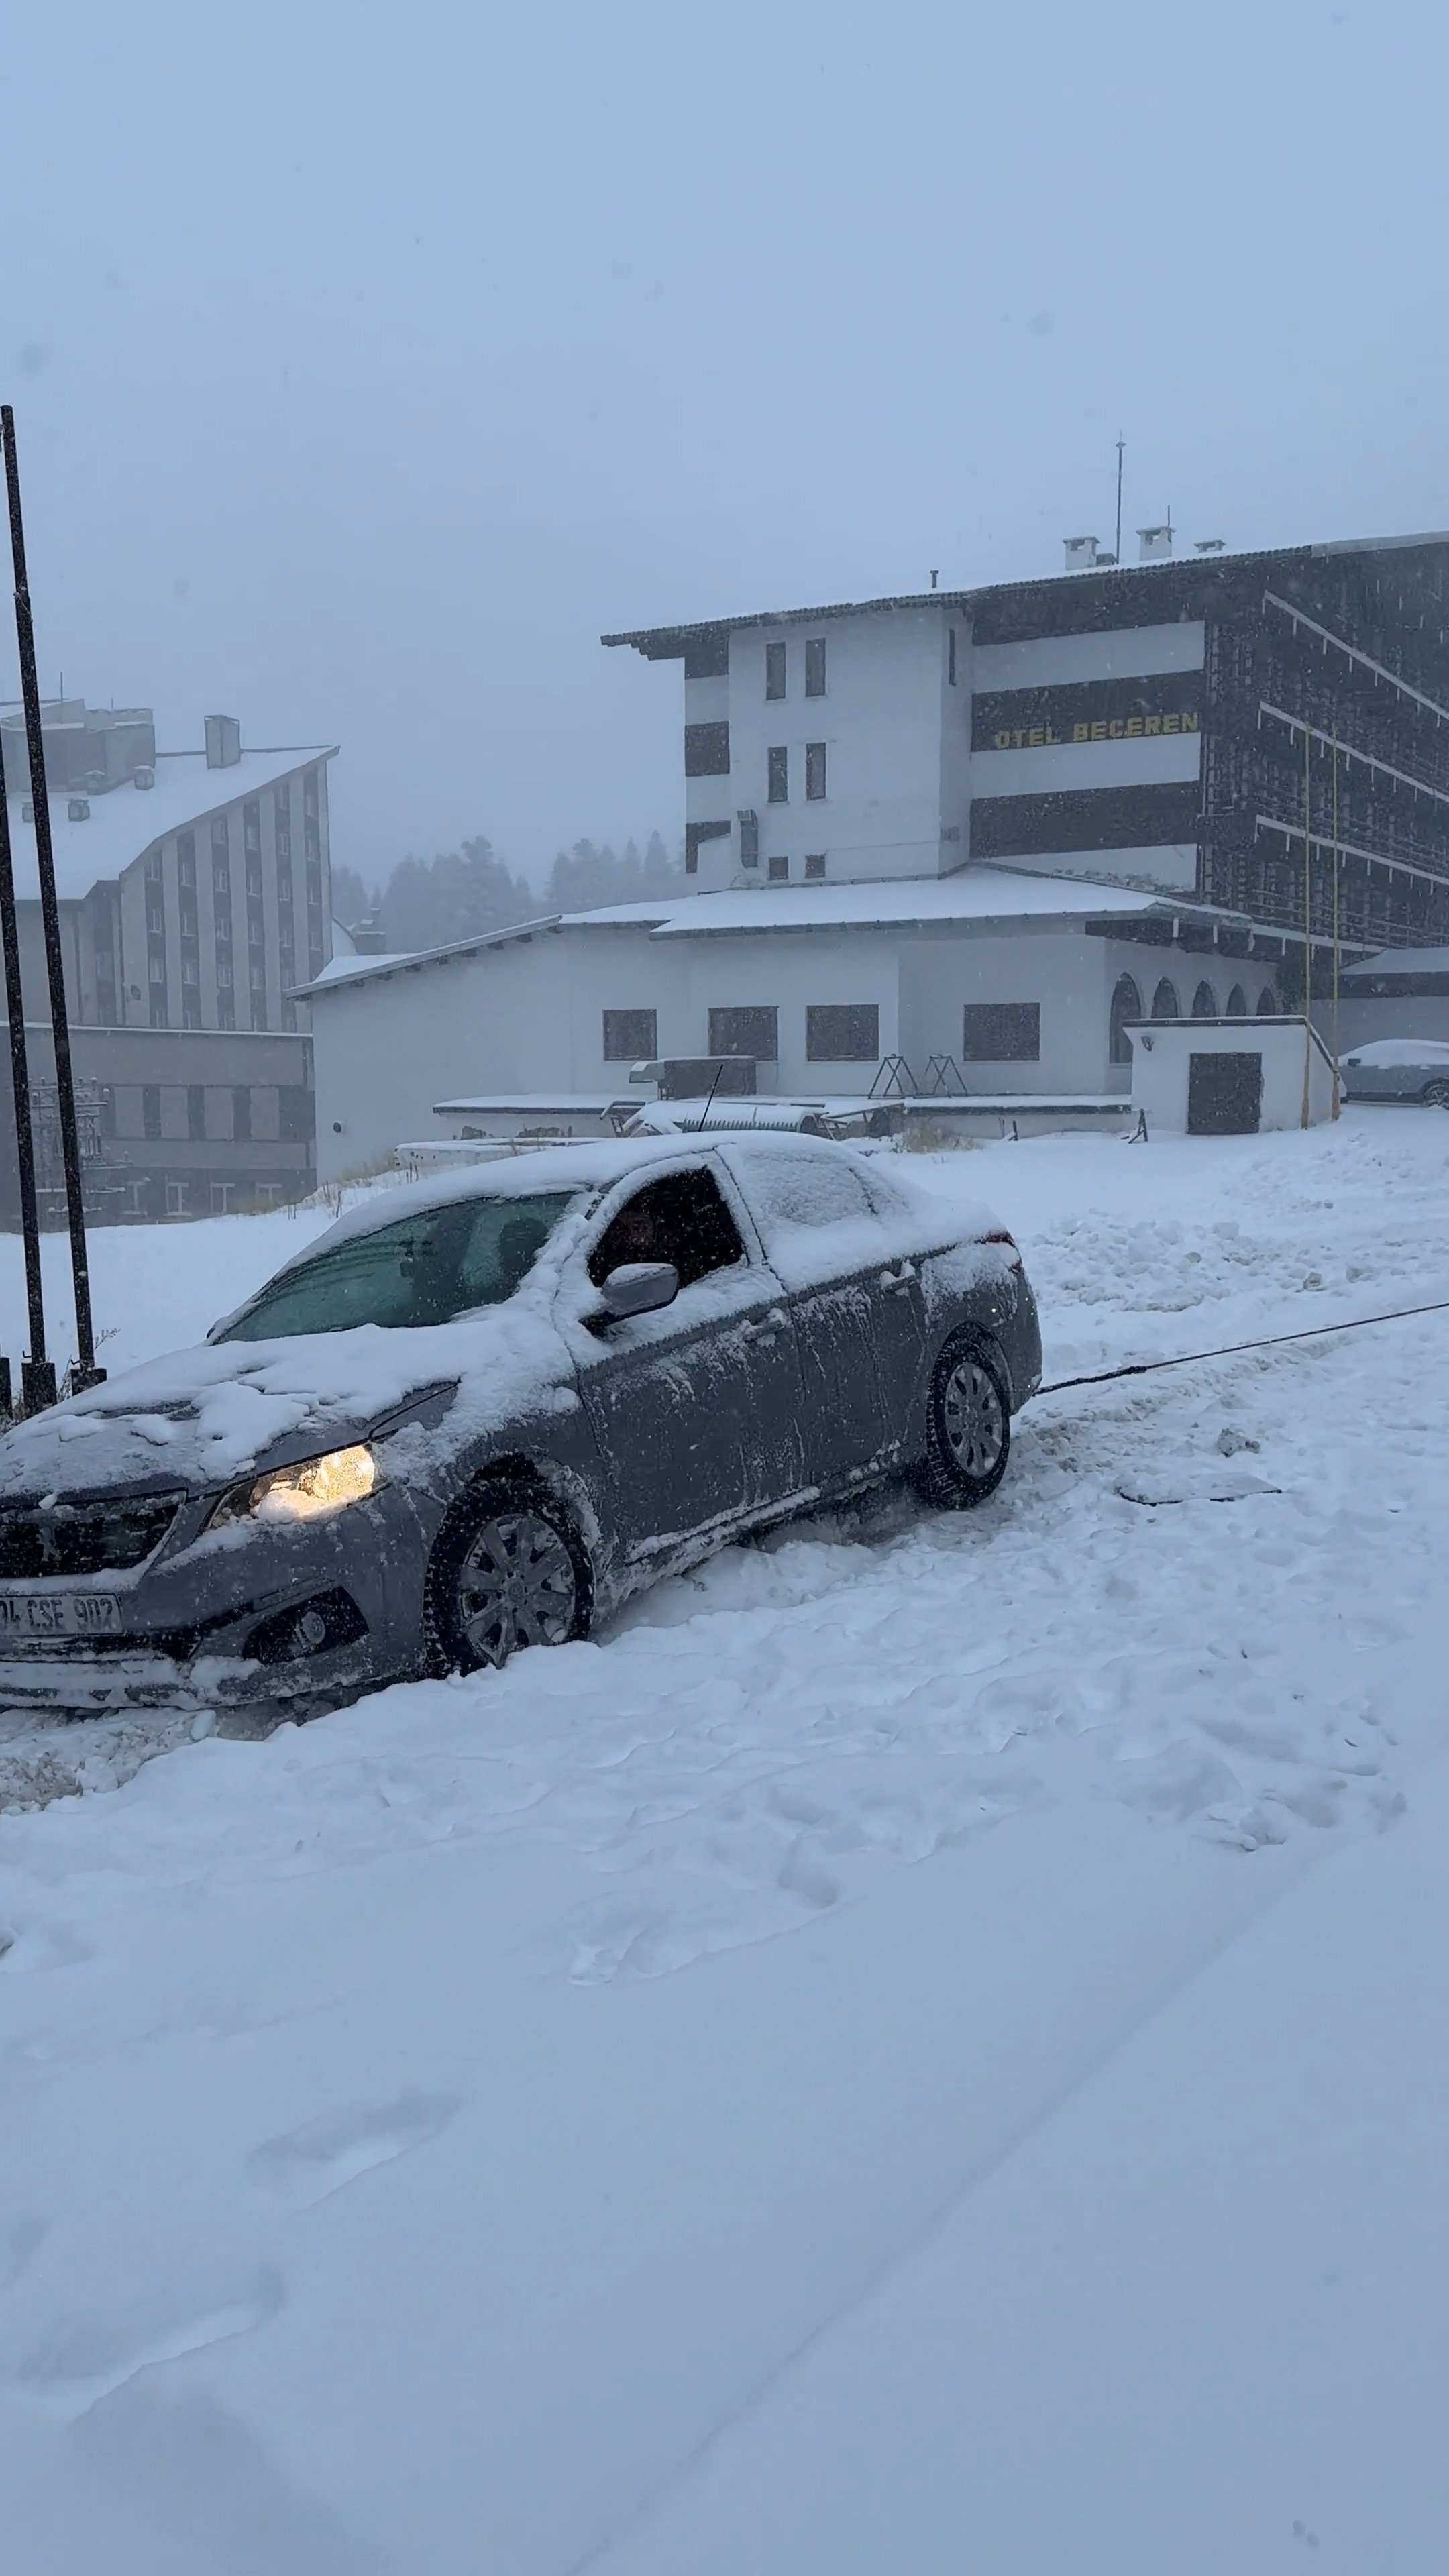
[0,1482,435,1715]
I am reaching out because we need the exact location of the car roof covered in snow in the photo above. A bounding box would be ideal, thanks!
[297,1130,869,1263]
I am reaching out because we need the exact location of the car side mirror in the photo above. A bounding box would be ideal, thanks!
[598,1260,679,1321]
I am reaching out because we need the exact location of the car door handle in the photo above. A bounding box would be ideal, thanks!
[743,1308,789,1343]
[879,1263,918,1292]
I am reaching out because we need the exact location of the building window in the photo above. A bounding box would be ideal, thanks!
[303,767,319,819]
[243,800,261,855]
[804,853,826,881]
[948,627,957,686]
[807,1002,879,1061]
[961,1002,1040,1062]
[804,637,826,698]
[187,1084,207,1141]
[150,1001,168,1029]
[233,1087,252,1141]
[1191,981,1216,1018]
[148,954,166,985]
[182,999,202,1030]
[181,956,200,985]
[166,1181,189,1218]
[217,998,235,1031]
[142,1085,162,1140]
[211,1182,235,1215]
[1258,985,1279,1014]
[1225,984,1248,1017]
[281,999,299,1032]
[147,900,166,937]
[273,782,291,861]
[144,847,164,883]
[251,1000,268,1033]
[738,813,759,869]
[684,720,731,777]
[1151,977,1181,1020]
[765,641,786,700]
[768,855,790,881]
[1110,973,1142,1063]
[602,1008,658,1061]
[767,746,788,803]
[279,1085,315,1143]
[177,831,196,888]
[708,1006,778,1062]
[805,741,827,801]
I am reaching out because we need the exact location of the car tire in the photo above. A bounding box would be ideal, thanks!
[426,1479,593,1674]
[1423,1080,1449,1109]
[914,1336,1012,1510]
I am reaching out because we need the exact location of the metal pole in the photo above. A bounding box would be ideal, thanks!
[2,405,100,1387]
[1330,735,1342,1119]
[1114,438,1124,566]
[1301,722,1313,1128]
[0,718,52,1409]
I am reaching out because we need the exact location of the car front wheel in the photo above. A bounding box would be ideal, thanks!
[914,1337,1012,1509]
[1422,1080,1449,1109]
[428,1483,592,1673]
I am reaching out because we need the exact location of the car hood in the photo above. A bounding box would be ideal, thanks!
[0,1303,572,1503]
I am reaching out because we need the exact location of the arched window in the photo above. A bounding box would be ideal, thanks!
[1258,985,1279,1015]
[1191,981,1216,1018]
[1110,973,1142,1065]
[1225,984,1248,1016]
[1151,977,1180,1020]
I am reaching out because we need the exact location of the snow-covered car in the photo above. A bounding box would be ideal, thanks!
[1338,1038,1449,1105]
[0,1134,1040,1718]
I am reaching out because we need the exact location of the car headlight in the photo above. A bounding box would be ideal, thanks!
[210,1443,381,1529]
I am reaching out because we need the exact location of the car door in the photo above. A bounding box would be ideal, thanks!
[722,1143,904,1494]
[561,1160,808,1564]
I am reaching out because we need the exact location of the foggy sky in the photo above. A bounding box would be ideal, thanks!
[2,0,1442,892]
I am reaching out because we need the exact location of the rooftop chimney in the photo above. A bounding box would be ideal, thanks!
[204,713,241,769]
[1138,523,1174,562]
[1063,535,1100,571]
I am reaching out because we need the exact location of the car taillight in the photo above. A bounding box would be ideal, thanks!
[982,1228,1023,1269]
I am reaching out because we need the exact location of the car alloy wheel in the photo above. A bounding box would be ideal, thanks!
[450,1502,583,1669]
[916,1336,1012,1509]
[1424,1080,1449,1109]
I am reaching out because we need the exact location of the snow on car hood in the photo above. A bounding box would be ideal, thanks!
[0,1299,571,1503]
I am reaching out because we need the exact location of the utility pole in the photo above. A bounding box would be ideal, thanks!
[0,719,52,1412]
[2,405,102,1391]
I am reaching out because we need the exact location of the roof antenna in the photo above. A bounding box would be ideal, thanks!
[929,570,939,590]
[1115,437,1124,569]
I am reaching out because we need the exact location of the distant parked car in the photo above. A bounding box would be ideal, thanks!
[0,1134,1041,1718]
[1338,1039,1449,1106]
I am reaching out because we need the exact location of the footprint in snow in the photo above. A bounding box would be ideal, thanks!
[246,2093,458,2211]
[18,2269,284,2418]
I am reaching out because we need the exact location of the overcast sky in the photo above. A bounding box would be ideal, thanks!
[2,0,1442,890]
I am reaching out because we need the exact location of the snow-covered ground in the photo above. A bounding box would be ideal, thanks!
[1,1110,1447,2569]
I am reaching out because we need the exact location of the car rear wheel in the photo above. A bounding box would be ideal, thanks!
[1423,1080,1449,1109]
[914,1337,1011,1509]
[428,1483,592,1673]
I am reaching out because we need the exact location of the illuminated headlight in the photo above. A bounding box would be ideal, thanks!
[210,1444,381,1529]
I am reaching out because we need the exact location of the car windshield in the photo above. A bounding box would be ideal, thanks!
[217,1189,578,1341]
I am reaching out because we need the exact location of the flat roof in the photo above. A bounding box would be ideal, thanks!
[602,533,1449,659]
[302,869,1226,1000]
[3,744,335,904]
[1342,947,1449,978]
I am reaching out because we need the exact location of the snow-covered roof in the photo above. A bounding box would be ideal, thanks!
[572,871,1172,938]
[310,949,411,983]
[1342,947,1449,980]
[3,745,335,904]
[304,869,1199,1001]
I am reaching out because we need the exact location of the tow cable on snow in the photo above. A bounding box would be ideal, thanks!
[1036,1291,1449,1398]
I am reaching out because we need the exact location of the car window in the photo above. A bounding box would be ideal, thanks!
[218,1189,577,1340]
[740,1150,879,1245]
[588,1167,746,1291]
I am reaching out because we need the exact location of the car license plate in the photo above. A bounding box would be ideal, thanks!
[0,1591,123,1640]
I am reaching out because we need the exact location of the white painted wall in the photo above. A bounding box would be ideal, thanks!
[709,606,953,889]
[971,621,1205,691]
[1128,1018,1334,1132]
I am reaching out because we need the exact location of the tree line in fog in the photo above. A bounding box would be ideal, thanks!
[331,832,682,955]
